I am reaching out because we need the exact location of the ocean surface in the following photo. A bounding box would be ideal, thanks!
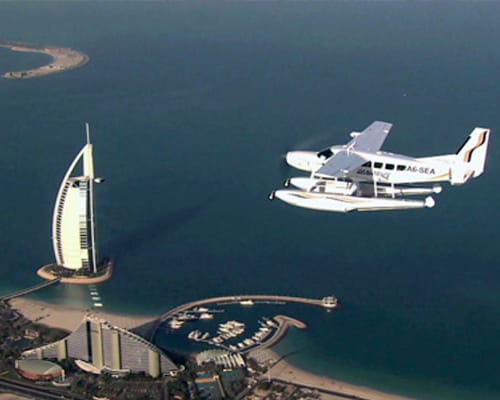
[0,2,499,399]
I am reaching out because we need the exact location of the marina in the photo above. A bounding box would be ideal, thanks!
[184,315,284,353]
[157,296,318,355]
[148,295,338,354]
[150,294,338,344]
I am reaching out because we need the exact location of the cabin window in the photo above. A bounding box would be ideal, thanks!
[317,148,333,159]
[397,165,406,171]
[374,162,383,169]
[385,163,394,170]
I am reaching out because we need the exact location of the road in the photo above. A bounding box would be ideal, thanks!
[0,377,86,400]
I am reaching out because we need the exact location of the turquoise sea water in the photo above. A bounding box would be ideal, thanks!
[0,2,499,399]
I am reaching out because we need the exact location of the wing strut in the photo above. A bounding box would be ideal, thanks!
[371,162,378,198]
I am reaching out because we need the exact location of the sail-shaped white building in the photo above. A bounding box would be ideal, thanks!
[38,124,111,283]
[52,123,99,273]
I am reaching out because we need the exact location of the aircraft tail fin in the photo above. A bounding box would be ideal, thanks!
[451,128,490,184]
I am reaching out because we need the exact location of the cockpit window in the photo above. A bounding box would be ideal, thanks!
[317,148,333,160]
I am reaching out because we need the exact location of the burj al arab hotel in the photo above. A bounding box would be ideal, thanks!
[39,124,110,283]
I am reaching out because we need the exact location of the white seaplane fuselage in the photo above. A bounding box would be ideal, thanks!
[275,150,467,212]
[286,148,465,185]
[271,124,490,213]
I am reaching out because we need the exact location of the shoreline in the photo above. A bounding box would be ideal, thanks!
[8,297,155,332]
[9,297,419,400]
[251,348,419,400]
[0,41,89,79]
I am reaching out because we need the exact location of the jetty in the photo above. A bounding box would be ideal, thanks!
[158,295,336,322]
[0,278,60,302]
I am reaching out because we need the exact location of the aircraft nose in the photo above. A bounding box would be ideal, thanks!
[285,151,299,166]
[286,151,318,171]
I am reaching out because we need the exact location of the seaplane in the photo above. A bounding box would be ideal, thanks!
[269,121,490,212]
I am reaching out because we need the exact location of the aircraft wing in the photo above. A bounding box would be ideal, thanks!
[315,150,367,178]
[346,121,392,152]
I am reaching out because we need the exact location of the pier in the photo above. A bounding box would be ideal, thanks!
[158,295,336,322]
[0,278,60,302]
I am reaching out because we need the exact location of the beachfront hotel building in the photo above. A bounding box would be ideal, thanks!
[52,124,100,273]
[21,315,178,378]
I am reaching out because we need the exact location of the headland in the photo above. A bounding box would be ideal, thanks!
[0,41,88,79]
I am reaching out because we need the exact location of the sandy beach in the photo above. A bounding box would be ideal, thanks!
[250,349,419,400]
[0,394,32,400]
[0,41,89,79]
[8,297,155,332]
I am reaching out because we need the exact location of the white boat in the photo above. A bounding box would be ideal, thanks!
[239,300,254,306]
[188,330,201,340]
[199,313,214,320]
[265,319,277,328]
[218,320,246,336]
[223,320,245,327]
[176,312,197,321]
[169,319,184,329]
